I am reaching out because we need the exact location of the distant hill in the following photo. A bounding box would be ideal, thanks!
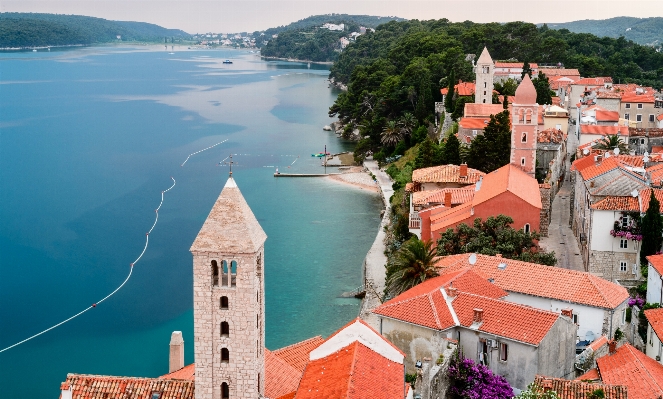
[544,17,663,46]
[0,13,190,48]
[262,14,404,37]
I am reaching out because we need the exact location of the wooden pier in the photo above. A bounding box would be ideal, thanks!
[274,173,341,177]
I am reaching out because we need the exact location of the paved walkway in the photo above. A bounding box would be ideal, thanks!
[359,159,394,329]
[539,127,585,271]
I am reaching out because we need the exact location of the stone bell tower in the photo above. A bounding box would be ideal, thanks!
[475,47,495,104]
[511,73,539,177]
[191,175,267,399]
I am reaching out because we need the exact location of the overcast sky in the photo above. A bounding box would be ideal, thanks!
[2,0,661,34]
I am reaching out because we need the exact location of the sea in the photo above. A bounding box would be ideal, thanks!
[0,46,382,398]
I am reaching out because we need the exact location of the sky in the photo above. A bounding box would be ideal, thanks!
[2,0,662,34]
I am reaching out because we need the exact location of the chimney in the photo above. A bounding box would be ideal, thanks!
[60,383,72,399]
[561,308,573,318]
[447,286,458,298]
[495,254,502,258]
[608,340,617,355]
[444,192,452,208]
[169,331,185,373]
[459,163,468,178]
[473,308,484,323]
[542,379,553,392]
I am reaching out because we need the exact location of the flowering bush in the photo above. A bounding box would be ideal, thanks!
[611,214,642,241]
[448,350,513,399]
[609,230,643,241]
[628,296,645,308]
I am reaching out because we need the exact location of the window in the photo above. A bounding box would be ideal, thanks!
[221,382,229,399]
[521,132,527,143]
[221,348,229,362]
[651,328,654,346]
[650,114,656,123]
[484,82,487,88]
[521,157,526,166]
[483,90,487,96]
[620,240,628,249]
[638,103,643,109]
[556,124,562,130]
[625,103,631,109]
[637,114,642,122]
[499,342,508,361]
[621,215,629,227]
[151,393,161,399]
[222,260,228,286]
[641,138,646,145]
[220,296,229,309]
[221,321,229,337]
[524,224,530,234]
[573,314,579,324]
[622,309,627,325]
[211,260,219,287]
[625,113,630,120]
[482,99,486,104]
[620,260,628,271]
[472,130,478,137]
[230,260,237,287]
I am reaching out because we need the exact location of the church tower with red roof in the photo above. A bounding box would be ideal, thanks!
[511,74,538,177]
[190,175,267,399]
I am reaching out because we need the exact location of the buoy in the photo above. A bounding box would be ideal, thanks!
[92,304,96,308]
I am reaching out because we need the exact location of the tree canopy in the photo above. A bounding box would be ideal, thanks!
[466,110,511,173]
[640,194,663,265]
[385,237,439,297]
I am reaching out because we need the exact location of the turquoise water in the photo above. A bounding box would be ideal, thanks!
[0,47,382,398]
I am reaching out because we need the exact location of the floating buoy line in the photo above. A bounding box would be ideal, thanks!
[1,139,228,354]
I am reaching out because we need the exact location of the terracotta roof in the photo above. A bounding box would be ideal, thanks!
[577,368,601,382]
[573,77,611,86]
[596,92,623,99]
[591,189,663,212]
[580,125,627,136]
[589,336,609,351]
[452,292,559,345]
[645,308,663,341]
[276,393,297,399]
[515,74,537,104]
[654,146,663,153]
[622,93,655,103]
[412,164,484,185]
[539,68,580,78]
[294,341,404,399]
[373,269,507,330]
[436,254,629,309]
[533,376,627,399]
[265,349,303,399]
[272,336,324,373]
[440,81,475,97]
[473,164,542,208]
[405,182,415,192]
[459,117,489,129]
[648,163,663,185]
[596,110,620,122]
[495,62,538,68]
[571,153,601,172]
[579,157,621,180]
[463,103,506,118]
[159,364,195,380]
[60,374,194,399]
[597,343,663,399]
[538,128,566,144]
[412,187,475,207]
[429,202,474,233]
[190,177,267,254]
[648,254,663,277]
[658,114,663,122]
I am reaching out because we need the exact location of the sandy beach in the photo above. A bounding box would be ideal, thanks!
[326,166,380,193]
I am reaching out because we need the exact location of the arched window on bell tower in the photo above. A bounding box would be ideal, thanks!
[211,260,219,287]
[230,260,237,287]
[221,382,229,399]
[220,296,228,309]
[221,260,228,286]
[221,348,229,362]
[221,321,229,337]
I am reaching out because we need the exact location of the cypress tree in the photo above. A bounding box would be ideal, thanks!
[442,133,462,165]
[532,71,553,105]
[641,193,663,265]
[521,61,532,80]
[444,69,456,113]
[502,95,509,110]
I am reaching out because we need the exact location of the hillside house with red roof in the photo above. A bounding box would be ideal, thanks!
[620,91,659,129]
[373,266,577,390]
[415,164,545,242]
[645,307,663,365]
[493,61,539,82]
[436,254,630,350]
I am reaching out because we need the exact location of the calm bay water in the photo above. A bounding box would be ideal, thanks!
[0,47,382,398]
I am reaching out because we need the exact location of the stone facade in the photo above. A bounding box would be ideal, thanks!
[539,184,552,237]
[588,250,638,282]
[474,47,494,105]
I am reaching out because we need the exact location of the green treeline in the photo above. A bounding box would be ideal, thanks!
[0,13,190,48]
[329,19,663,162]
[261,14,404,37]
[546,17,663,47]
[261,28,347,62]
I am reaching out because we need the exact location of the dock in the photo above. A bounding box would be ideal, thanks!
[274,173,341,177]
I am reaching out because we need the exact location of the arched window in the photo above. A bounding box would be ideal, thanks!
[211,260,219,287]
[230,261,238,287]
[521,132,527,143]
[221,382,229,399]
[524,224,531,234]
[221,260,228,286]
[221,321,229,337]
[221,348,229,362]
[482,99,486,103]
[258,373,261,392]
[521,157,526,166]
[220,296,229,309]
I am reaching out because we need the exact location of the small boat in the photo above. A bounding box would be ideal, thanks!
[311,152,330,157]
[32,49,37,52]
[222,60,233,64]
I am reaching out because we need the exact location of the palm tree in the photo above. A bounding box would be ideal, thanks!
[594,134,628,154]
[381,120,403,147]
[399,112,417,137]
[385,238,439,297]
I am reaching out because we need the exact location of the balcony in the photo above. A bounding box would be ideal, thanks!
[409,212,421,229]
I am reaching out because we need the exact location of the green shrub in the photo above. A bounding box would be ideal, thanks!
[626,307,632,323]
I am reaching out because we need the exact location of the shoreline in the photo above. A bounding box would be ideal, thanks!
[260,55,334,65]
[325,166,380,193]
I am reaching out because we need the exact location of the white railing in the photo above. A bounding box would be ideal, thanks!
[409,212,421,229]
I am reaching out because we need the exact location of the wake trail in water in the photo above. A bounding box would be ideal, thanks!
[181,139,227,166]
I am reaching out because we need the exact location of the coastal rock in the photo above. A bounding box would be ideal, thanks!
[323,125,332,131]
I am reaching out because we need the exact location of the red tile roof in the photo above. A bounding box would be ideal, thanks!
[412,164,484,185]
[591,189,663,212]
[276,393,297,399]
[622,93,655,103]
[596,92,623,99]
[573,77,612,86]
[464,103,506,118]
[373,269,507,330]
[580,125,628,136]
[645,308,663,341]
[648,164,663,185]
[294,341,404,399]
[459,117,489,129]
[533,375,627,399]
[538,128,566,144]
[440,81,476,97]
[452,292,559,345]
[579,157,621,180]
[265,349,303,399]
[412,187,475,207]
[272,336,324,373]
[576,368,601,382]
[597,343,663,399]
[159,364,195,380]
[473,164,542,208]
[589,336,609,351]
[61,374,194,399]
[436,254,629,309]
[658,114,663,122]
[596,110,620,122]
[647,254,663,278]
[495,62,539,68]
[571,153,601,172]
[539,68,580,78]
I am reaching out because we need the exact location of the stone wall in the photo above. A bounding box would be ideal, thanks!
[588,249,638,282]
[417,342,457,399]
[539,184,552,237]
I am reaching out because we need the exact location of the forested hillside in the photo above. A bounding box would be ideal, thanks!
[261,27,347,62]
[0,13,190,48]
[545,17,663,47]
[262,14,403,37]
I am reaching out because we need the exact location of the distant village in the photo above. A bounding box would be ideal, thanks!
[58,47,663,399]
